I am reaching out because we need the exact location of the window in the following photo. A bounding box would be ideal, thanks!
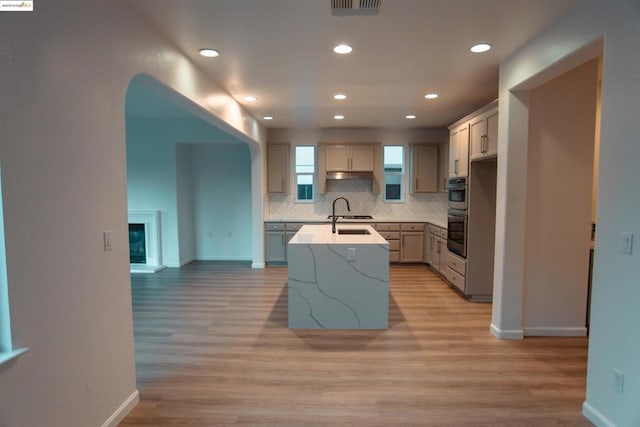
[384,145,404,202]
[295,146,315,201]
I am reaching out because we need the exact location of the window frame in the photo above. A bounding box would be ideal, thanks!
[294,145,315,203]
[383,145,405,203]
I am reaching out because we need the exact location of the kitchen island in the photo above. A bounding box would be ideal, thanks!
[287,224,389,329]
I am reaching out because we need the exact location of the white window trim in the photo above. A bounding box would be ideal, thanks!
[383,145,406,203]
[294,145,315,203]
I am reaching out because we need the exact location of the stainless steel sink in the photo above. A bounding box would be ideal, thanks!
[337,228,371,235]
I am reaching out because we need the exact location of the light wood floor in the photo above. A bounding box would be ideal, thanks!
[121,262,592,426]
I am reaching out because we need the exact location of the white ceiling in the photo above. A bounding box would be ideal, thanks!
[124,0,577,129]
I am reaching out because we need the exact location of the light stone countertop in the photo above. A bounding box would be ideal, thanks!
[265,217,448,229]
[288,224,388,245]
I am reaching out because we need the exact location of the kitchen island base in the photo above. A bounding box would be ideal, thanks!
[287,224,389,329]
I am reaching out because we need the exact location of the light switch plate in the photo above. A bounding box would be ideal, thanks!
[621,232,633,254]
[104,230,113,251]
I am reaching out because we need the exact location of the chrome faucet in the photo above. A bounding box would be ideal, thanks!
[332,196,351,234]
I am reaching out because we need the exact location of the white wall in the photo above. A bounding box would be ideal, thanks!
[493,0,640,425]
[126,122,180,266]
[0,2,264,426]
[267,128,449,225]
[191,144,253,260]
[176,144,196,266]
[523,59,598,336]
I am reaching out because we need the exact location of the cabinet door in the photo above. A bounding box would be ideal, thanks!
[267,144,289,193]
[413,145,438,193]
[350,145,374,171]
[432,237,441,272]
[469,114,486,160]
[325,145,350,171]
[448,128,458,178]
[401,232,424,262]
[457,125,469,177]
[425,233,434,265]
[484,108,499,157]
[265,231,286,262]
[438,143,449,192]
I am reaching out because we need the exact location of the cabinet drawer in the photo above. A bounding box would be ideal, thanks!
[445,267,465,292]
[375,223,400,231]
[440,228,448,239]
[401,223,425,231]
[380,231,400,240]
[446,251,466,276]
[285,222,304,231]
[388,240,400,251]
[389,251,400,263]
[265,222,285,231]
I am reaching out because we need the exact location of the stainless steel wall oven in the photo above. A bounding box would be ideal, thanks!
[447,177,467,210]
[447,177,468,258]
[447,209,467,258]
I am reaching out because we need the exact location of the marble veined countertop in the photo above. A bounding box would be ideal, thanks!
[266,218,448,229]
[288,224,388,245]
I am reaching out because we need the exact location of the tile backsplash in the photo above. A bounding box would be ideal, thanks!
[267,179,447,225]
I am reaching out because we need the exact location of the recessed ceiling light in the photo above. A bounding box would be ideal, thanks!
[470,43,491,53]
[244,96,257,102]
[263,116,274,121]
[334,115,345,120]
[334,93,347,100]
[405,114,417,119]
[425,93,439,99]
[333,44,353,54]
[199,48,220,58]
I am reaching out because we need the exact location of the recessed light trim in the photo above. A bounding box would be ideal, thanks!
[263,116,274,121]
[405,114,417,119]
[199,48,220,58]
[333,44,353,54]
[425,93,439,99]
[334,93,347,100]
[470,43,491,53]
[334,115,345,120]
[244,96,257,102]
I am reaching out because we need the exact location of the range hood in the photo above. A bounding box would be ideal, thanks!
[326,171,374,180]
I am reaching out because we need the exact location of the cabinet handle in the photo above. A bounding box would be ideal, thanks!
[454,159,459,174]
[415,178,419,190]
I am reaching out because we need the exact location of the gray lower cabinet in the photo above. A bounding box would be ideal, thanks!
[265,223,286,263]
[426,224,447,275]
[265,222,304,263]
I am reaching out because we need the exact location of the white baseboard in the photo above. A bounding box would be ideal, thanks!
[101,390,139,427]
[490,323,524,340]
[179,257,195,267]
[524,326,588,337]
[252,262,265,269]
[130,264,166,274]
[196,256,252,261]
[583,401,617,427]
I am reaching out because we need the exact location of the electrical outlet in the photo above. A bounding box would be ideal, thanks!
[614,368,624,393]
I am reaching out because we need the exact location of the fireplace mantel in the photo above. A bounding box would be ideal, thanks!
[128,211,166,273]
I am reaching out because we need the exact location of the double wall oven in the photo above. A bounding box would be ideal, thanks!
[447,177,468,258]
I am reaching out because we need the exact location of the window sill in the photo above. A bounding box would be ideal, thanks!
[0,347,29,367]
[294,199,314,204]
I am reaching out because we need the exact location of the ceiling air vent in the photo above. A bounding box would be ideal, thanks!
[331,0,380,16]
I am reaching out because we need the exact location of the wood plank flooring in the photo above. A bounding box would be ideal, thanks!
[121,262,592,426]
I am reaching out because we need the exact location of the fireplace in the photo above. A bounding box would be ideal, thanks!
[129,223,146,263]
[127,211,165,273]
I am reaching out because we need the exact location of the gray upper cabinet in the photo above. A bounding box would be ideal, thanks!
[267,144,289,193]
[411,144,438,193]
[469,103,498,161]
[449,123,469,177]
[325,144,375,172]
